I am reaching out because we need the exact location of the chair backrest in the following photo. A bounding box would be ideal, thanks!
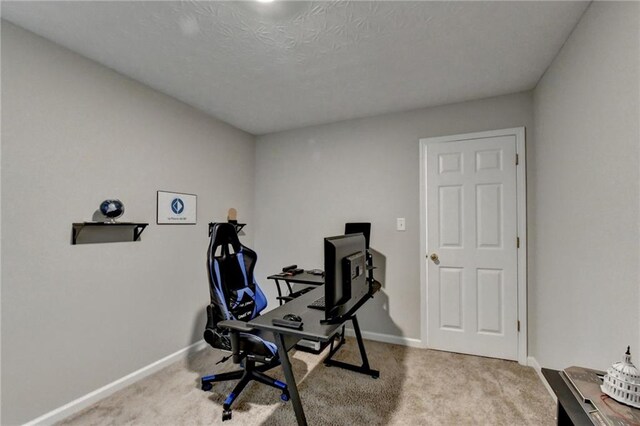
[207,223,268,325]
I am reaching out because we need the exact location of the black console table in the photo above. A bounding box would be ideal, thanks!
[542,368,593,425]
[543,366,640,426]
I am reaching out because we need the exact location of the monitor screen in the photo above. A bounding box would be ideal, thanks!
[324,233,368,321]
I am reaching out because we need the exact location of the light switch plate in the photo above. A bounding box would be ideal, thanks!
[397,218,406,231]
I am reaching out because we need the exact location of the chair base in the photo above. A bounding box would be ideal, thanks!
[201,359,289,421]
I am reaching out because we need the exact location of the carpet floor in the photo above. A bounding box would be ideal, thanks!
[58,338,555,425]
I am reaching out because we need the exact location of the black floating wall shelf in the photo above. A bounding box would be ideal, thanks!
[208,222,245,236]
[72,222,149,245]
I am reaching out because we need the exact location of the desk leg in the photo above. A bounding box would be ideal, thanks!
[274,332,307,426]
[284,280,293,295]
[323,315,379,378]
[274,279,284,306]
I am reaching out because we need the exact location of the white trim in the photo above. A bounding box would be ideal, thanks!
[515,127,528,366]
[23,340,207,426]
[419,127,528,364]
[344,328,423,348]
[528,356,557,402]
[419,139,428,351]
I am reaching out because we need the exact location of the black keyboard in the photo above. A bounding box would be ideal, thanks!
[307,296,325,310]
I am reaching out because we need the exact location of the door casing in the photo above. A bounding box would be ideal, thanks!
[419,127,527,365]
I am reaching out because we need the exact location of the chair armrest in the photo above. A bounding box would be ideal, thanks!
[217,320,254,333]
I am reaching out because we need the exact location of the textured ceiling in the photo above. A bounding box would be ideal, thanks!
[2,1,589,135]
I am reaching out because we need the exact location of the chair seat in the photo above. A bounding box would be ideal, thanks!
[206,325,298,359]
[239,329,278,358]
[238,327,300,358]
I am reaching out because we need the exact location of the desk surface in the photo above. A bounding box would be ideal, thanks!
[249,286,342,341]
[267,271,325,286]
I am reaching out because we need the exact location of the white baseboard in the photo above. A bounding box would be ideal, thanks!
[24,340,207,426]
[528,356,556,402]
[344,328,423,348]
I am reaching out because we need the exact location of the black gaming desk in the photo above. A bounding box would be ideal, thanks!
[248,285,379,426]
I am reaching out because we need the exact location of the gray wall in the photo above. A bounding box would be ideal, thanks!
[530,2,640,370]
[5,2,638,422]
[255,92,533,340]
[1,22,255,425]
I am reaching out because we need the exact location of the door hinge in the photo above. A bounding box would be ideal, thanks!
[516,237,520,248]
[517,320,521,332]
[516,154,519,165]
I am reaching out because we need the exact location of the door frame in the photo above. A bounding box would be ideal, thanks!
[419,127,527,365]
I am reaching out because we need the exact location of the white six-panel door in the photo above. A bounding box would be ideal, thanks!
[424,133,519,360]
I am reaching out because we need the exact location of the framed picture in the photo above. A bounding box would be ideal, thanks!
[157,191,197,224]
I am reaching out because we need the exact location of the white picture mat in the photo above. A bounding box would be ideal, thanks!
[157,191,197,224]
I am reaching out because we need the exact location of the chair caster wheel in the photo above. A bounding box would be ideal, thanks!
[281,391,290,402]
[222,410,232,421]
[201,382,213,392]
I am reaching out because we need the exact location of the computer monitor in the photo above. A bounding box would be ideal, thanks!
[345,222,371,250]
[323,233,369,322]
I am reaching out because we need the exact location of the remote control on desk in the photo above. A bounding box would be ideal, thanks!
[272,318,303,329]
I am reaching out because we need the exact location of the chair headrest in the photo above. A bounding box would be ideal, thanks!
[209,222,242,255]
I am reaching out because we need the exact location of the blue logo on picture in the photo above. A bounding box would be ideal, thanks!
[171,198,185,214]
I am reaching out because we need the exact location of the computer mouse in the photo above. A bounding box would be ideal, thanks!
[283,314,302,322]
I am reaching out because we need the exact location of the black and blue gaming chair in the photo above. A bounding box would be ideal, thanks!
[200,222,290,421]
